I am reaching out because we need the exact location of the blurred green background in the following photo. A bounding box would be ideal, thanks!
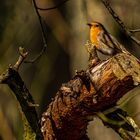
[0,0,140,139]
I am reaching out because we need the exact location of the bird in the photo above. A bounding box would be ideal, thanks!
[86,21,128,66]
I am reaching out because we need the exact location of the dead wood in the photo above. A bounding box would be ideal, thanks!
[41,53,140,140]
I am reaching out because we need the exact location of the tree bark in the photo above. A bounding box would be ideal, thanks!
[41,53,140,140]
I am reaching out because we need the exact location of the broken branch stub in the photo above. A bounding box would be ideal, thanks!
[41,53,140,140]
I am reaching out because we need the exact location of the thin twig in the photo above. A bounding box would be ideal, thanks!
[37,0,70,11]
[14,47,28,70]
[25,0,47,63]
[24,45,46,63]
[130,29,140,33]
[101,0,140,46]
[25,0,70,63]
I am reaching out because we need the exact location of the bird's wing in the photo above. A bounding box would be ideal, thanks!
[98,31,128,54]
[109,34,127,53]
[97,31,117,55]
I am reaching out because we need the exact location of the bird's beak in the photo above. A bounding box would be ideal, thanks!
[87,23,92,27]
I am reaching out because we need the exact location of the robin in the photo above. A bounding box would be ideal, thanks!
[86,21,127,66]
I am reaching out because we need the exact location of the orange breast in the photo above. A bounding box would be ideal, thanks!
[90,27,101,48]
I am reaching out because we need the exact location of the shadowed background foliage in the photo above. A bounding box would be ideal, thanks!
[0,0,140,140]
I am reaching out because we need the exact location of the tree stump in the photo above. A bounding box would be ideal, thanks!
[41,53,140,140]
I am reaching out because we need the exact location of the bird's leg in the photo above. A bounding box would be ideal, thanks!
[85,40,100,67]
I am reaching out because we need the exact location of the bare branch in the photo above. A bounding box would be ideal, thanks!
[0,47,28,83]
[14,47,28,70]
[0,47,43,139]
[101,0,140,46]
[25,0,47,63]
[130,29,140,33]
[37,0,70,11]
[24,45,46,63]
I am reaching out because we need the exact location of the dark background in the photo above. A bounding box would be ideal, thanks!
[0,0,140,139]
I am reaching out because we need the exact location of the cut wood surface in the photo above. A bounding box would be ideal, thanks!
[41,53,140,140]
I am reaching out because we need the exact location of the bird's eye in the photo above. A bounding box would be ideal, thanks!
[95,24,99,27]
